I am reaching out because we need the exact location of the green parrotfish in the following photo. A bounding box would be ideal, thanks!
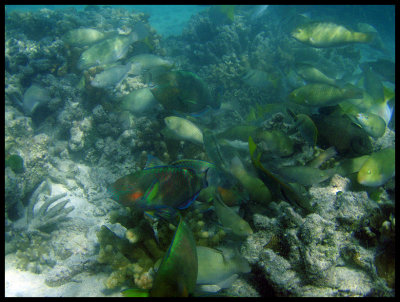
[108,166,208,215]
[123,215,198,297]
[357,147,395,187]
[150,71,219,113]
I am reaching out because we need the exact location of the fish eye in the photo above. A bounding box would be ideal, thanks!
[367,169,371,174]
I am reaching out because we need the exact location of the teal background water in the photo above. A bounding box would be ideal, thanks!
[5,5,208,37]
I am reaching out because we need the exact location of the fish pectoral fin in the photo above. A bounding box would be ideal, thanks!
[143,179,160,201]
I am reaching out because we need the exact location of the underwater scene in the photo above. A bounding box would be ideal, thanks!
[4,5,395,297]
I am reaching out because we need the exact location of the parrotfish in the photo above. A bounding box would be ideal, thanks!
[108,166,208,215]
[270,165,337,187]
[120,87,158,114]
[90,63,134,88]
[291,22,375,48]
[289,83,363,107]
[150,216,198,296]
[127,53,174,79]
[196,246,250,292]
[295,63,339,86]
[287,109,318,147]
[163,116,204,145]
[213,193,253,237]
[229,156,272,206]
[150,71,219,113]
[63,28,106,46]
[357,147,395,187]
[352,112,386,139]
[248,136,313,213]
[312,113,372,157]
[22,84,51,116]
[123,215,198,297]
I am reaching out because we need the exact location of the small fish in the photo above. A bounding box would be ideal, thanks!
[357,147,395,187]
[127,54,174,79]
[248,136,312,213]
[216,125,259,141]
[242,69,280,90]
[270,165,337,187]
[150,71,217,113]
[295,63,338,86]
[254,129,294,157]
[335,155,370,177]
[164,116,204,145]
[120,87,158,114]
[307,147,337,169]
[123,215,198,297]
[217,186,245,206]
[91,63,133,88]
[289,83,363,107]
[196,246,250,291]
[22,84,51,116]
[63,28,105,46]
[108,166,208,215]
[78,23,149,70]
[287,109,318,147]
[352,112,386,139]
[229,156,272,206]
[213,193,253,237]
[291,22,375,48]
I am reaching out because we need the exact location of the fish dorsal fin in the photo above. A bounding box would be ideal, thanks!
[145,154,165,169]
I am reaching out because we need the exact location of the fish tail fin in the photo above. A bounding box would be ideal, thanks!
[354,31,376,43]
[379,85,395,124]
[144,154,165,169]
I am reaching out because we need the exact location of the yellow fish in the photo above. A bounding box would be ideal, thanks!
[292,22,375,48]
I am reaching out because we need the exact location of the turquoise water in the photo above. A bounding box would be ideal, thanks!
[5,5,208,37]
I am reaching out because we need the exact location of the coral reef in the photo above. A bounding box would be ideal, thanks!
[241,174,394,296]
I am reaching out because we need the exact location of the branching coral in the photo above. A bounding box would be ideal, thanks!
[13,179,75,238]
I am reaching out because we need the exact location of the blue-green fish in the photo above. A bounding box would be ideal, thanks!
[108,166,209,215]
